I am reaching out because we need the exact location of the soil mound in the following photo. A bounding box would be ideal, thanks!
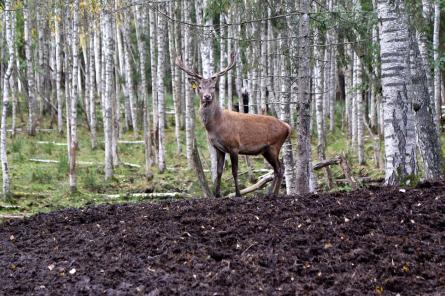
[1,184,444,295]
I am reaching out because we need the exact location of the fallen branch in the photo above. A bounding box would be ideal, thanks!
[0,214,28,220]
[12,192,50,198]
[8,128,54,133]
[104,192,192,199]
[37,141,67,146]
[118,140,144,145]
[336,177,384,184]
[29,159,140,169]
[313,158,340,171]
[227,172,274,198]
[0,204,21,210]
[30,158,96,166]
[338,154,358,190]
[29,158,59,164]
[121,162,141,168]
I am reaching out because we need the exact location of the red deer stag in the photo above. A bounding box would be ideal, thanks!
[175,53,291,197]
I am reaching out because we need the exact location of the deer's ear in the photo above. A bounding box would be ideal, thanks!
[188,78,199,90]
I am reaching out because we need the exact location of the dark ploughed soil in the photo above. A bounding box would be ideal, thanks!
[1,183,445,296]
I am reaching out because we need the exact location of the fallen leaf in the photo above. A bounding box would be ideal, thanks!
[48,264,55,271]
[69,268,76,275]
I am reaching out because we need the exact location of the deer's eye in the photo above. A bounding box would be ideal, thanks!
[198,86,202,91]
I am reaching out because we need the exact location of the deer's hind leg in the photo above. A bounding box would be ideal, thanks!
[262,147,284,196]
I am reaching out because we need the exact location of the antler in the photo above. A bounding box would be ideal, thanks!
[175,55,203,79]
[211,52,237,79]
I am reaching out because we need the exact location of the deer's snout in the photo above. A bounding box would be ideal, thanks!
[204,94,212,101]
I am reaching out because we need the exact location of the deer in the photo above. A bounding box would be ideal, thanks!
[175,53,291,197]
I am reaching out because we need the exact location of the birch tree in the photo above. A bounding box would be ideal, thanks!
[183,0,195,168]
[134,2,153,179]
[157,5,167,173]
[167,2,182,156]
[24,0,37,136]
[200,0,218,183]
[68,0,80,192]
[295,0,314,193]
[1,0,14,196]
[433,0,441,131]
[54,5,63,134]
[377,0,417,185]
[103,0,115,180]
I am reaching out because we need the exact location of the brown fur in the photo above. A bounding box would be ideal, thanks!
[176,55,291,197]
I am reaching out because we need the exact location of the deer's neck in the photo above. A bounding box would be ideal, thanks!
[199,101,222,131]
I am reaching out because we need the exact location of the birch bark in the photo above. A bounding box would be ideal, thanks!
[200,0,217,183]
[183,0,195,168]
[24,0,37,136]
[103,0,114,180]
[167,1,182,156]
[134,2,153,178]
[433,0,441,132]
[69,0,80,192]
[1,0,14,196]
[157,6,167,173]
[377,0,417,185]
[55,5,63,134]
[295,0,315,193]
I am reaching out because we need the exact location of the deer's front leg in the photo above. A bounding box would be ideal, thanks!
[230,153,241,197]
[214,149,225,198]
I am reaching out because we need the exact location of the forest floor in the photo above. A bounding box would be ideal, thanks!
[1,182,444,295]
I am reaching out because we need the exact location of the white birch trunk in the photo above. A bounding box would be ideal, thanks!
[377,0,417,185]
[24,0,37,136]
[183,0,195,168]
[1,0,14,196]
[279,32,296,195]
[123,18,138,132]
[328,28,337,131]
[89,31,97,149]
[200,0,217,183]
[149,9,158,156]
[351,51,358,150]
[55,6,63,134]
[103,1,114,180]
[167,1,182,156]
[219,13,226,108]
[9,11,17,138]
[157,6,167,173]
[259,22,267,115]
[94,24,102,100]
[433,0,441,132]
[134,2,153,178]
[344,45,353,138]
[355,54,365,164]
[69,0,80,192]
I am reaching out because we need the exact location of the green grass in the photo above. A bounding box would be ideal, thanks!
[1,98,443,219]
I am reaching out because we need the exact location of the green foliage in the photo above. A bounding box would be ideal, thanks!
[81,168,99,191]
[30,168,53,184]
[57,152,69,175]
[42,142,55,155]
[11,138,24,153]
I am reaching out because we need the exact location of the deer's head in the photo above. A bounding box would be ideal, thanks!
[175,53,236,106]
